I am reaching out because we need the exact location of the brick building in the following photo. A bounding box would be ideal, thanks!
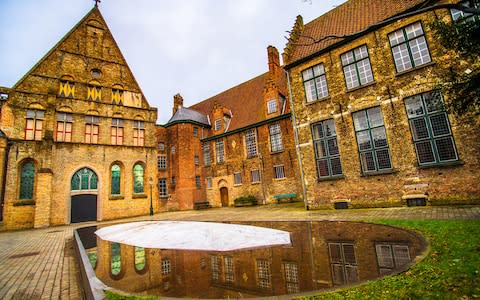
[283,0,480,209]
[157,46,302,209]
[0,6,158,230]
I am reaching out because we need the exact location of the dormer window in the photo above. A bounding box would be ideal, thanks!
[214,119,222,131]
[267,99,277,114]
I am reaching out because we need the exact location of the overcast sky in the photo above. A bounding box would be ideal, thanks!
[0,0,346,124]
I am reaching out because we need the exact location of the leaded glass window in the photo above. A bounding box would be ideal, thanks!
[162,258,171,275]
[157,156,167,171]
[341,45,374,90]
[388,22,431,73]
[133,164,144,193]
[328,242,358,286]
[267,99,277,114]
[245,129,258,158]
[211,256,220,281]
[224,256,234,283]
[284,262,299,294]
[352,107,392,173]
[404,92,458,165]
[111,164,121,195]
[203,143,211,166]
[312,119,343,178]
[19,162,35,200]
[71,168,98,191]
[216,140,225,163]
[257,259,271,289]
[111,242,121,276]
[158,178,167,197]
[269,123,284,152]
[134,246,146,271]
[195,176,201,189]
[375,243,411,275]
[302,63,329,102]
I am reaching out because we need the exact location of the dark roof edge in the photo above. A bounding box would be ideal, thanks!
[163,119,211,128]
[284,2,462,70]
[200,113,291,142]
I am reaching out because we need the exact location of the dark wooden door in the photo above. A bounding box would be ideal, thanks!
[220,187,229,207]
[71,194,97,223]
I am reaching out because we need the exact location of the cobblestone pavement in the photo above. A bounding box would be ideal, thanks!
[0,204,479,299]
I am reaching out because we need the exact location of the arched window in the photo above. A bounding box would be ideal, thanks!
[133,164,144,193]
[19,162,35,199]
[111,164,121,195]
[111,242,121,276]
[134,246,146,271]
[71,168,98,191]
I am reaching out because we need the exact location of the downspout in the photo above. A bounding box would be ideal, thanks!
[0,141,12,222]
[284,69,309,210]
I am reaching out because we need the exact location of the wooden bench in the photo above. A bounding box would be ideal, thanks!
[273,193,297,204]
[193,201,211,210]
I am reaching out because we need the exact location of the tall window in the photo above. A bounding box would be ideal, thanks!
[312,119,343,178]
[158,178,167,197]
[203,143,211,166]
[405,92,458,165]
[206,177,213,189]
[211,256,220,281]
[56,112,73,142]
[302,63,329,102]
[341,45,374,90]
[19,162,35,200]
[133,120,145,146]
[87,85,102,101]
[224,256,234,283]
[58,80,75,98]
[245,129,258,158]
[25,109,44,141]
[194,155,199,166]
[257,259,271,289]
[195,176,201,189]
[267,99,277,114]
[328,242,358,286]
[234,172,242,185]
[375,243,411,275]
[216,140,225,163]
[251,169,260,183]
[157,155,167,171]
[112,89,124,105]
[85,115,99,144]
[269,124,284,152]
[214,119,222,131]
[71,168,98,191]
[352,107,392,173]
[274,165,286,179]
[162,258,171,275]
[284,262,299,294]
[134,246,146,271]
[111,118,124,145]
[111,164,121,195]
[111,242,121,276]
[133,164,144,193]
[193,127,199,137]
[388,22,431,73]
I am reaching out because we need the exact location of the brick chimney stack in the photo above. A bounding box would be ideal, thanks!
[267,46,281,77]
[173,93,184,115]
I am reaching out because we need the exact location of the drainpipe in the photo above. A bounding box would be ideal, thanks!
[284,69,309,210]
[0,141,12,222]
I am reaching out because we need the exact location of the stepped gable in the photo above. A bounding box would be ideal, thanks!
[284,0,428,64]
[12,5,150,108]
[189,72,271,133]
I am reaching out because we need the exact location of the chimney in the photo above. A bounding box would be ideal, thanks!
[173,93,184,115]
[267,46,280,77]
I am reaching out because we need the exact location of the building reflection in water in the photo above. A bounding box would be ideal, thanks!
[85,221,426,298]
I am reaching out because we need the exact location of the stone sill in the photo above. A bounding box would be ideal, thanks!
[132,193,148,199]
[417,160,464,169]
[305,95,331,106]
[13,200,36,206]
[233,184,243,187]
[395,61,436,78]
[318,175,345,182]
[270,150,285,155]
[109,195,124,201]
[346,81,376,93]
[273,177,287,181]
[360,168,398,177]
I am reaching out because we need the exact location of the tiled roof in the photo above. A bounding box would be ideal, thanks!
[167,106,210,126]
[285,0,428,64]
[189,72,288,133]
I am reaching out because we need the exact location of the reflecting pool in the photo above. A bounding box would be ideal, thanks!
[78,221,427,298]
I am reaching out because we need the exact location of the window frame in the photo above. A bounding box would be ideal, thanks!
[133,163,145,194]
[85,115,100,144]
[203,143,211,166]
[111,118,124,145]
[215,140,225,163]
[269,123,284,153]
[284,262,299,294]
[19,161,35,200]
[195,175,201,189]
[257,259,271,289]
[157,155,167,171]
[340,45,374,90]
[206,177,213,189]
[25,109,44,141]
[311,119,343,179]
[251,169,260,183]
[388,21,432,73]
[214,119,222,131]
[273,165,286,179]
[302,63,329,102]
[56,112,73,142]
[133,120,145,146]
[328,241,358,286]
[267,99,278,114]
[110,164,122,196]
[234,172,242,185]
[245,129,258,158]
[158,178,168,197]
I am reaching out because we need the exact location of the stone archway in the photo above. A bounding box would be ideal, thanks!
[70,167,98,223]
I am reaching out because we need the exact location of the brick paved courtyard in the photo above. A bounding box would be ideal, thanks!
[1,204,479,299]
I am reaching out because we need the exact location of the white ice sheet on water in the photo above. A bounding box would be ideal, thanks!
[95,221,291,251]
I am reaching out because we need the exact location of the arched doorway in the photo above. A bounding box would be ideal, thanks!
[220,187,229,207]
[70,167,98,223]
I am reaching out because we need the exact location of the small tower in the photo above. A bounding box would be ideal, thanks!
[173,93,184,115]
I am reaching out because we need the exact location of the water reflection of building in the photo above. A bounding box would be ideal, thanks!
[93,221,426,298]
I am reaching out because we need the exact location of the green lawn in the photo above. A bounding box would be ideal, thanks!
[302,220,480,300]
